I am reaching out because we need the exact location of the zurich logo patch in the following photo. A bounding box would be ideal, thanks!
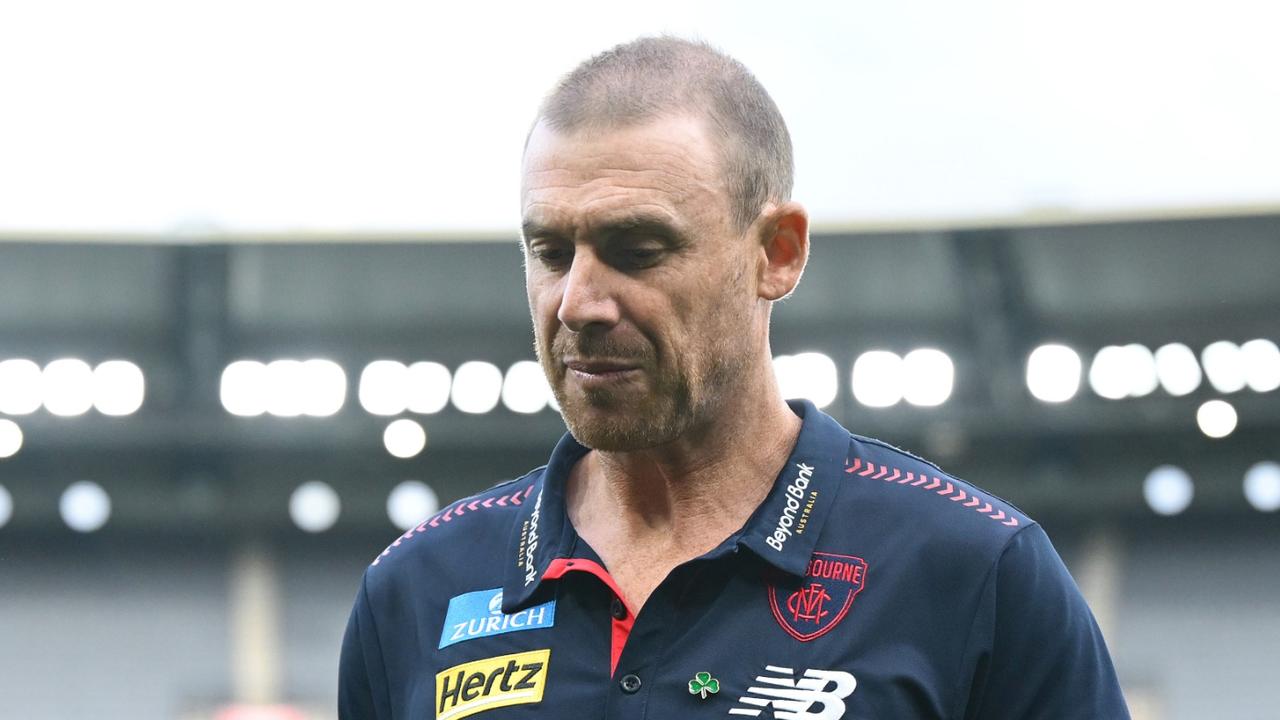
[438,587,555,649]
[769,552,867,642]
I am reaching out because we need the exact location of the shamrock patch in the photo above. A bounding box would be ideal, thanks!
[688,671,720,699]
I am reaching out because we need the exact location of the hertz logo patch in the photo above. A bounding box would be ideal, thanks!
[435,648,550,720]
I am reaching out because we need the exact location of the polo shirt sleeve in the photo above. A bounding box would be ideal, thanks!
[959,524,1130,720]
[339,572,393,720]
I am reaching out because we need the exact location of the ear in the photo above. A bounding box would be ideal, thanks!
[755,201,809,301]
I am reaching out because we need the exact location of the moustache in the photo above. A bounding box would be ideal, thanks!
[550,330,652,365]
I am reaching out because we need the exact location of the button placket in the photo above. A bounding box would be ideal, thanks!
[619,674,642,693]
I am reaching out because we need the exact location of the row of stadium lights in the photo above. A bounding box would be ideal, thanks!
[1026,339,1280,440]
[1,338,1277,461]
[217,338,1280,418]
[218,359,550,418]
[0,478,441,534]
[1,338,1275,418]
[213,353,960,420]
[2,461,1278,533]
[1025,339,1280,401]
[1144,462,1280,516]
[0,359,145,417]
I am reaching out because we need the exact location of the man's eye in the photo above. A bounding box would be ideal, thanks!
[531,246,570,265]
[618,246,663,268]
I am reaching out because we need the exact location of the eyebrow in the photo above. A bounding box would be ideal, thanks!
[521,219,556,244]
[521,214,684,246]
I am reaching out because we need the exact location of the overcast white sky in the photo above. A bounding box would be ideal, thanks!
[1,0,1277,236]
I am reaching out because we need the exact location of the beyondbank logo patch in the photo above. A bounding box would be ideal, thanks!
[435,648,550,720]
[438,588,555,649]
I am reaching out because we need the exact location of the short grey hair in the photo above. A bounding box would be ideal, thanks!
[533,36,794,232]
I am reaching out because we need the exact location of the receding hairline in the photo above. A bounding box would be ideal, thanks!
[526,36,794,231]
[520,113,738,234]
[522,110,727,165]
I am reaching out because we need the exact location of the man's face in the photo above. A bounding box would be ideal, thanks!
[521,114,759,451]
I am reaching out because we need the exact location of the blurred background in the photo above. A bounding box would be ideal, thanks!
[1,2,1277,719]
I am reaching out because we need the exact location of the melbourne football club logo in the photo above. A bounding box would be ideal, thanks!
[728,665,857,719]
[769,552,867,642]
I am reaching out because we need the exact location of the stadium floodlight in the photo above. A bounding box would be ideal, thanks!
[852,351,903,408]
[1201,340,1246,393]
[775,352,839,409]
[91,360,145,416]
[221,360,268,416]
[360,360,410,416]
[1154,343,1202,396]
[387,480,440,531]
[0,359,43,415]
[1196,399,1237,439]
[59,480,111,532]
[42,358,94,417]
[1143,465,1194,516]
[300,359,346,417]
[0,484,11,529]
[1123,344,1159,397]
[1089,346,1131,400]
[1026,344,1082,403]
[451,361,503,414]
[407,361,452,414]
[1240,339,1280,393]
[1244,461,1280,512]
[502,361,551,414]
[1088,344,1158,400]
[0,419,22,458]
[384,418,427,459]
[289,480,342,533]
[902,348,954,407]
[264,359,307,417]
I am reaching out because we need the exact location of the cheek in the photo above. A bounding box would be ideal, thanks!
[702,264,757,348]
[659,279,740,361]
[704,256,753,313]
[526,278,561,331]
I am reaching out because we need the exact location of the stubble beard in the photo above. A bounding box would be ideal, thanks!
[535,327,747,452]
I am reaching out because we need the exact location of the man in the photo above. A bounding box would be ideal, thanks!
[340,37,1129,719]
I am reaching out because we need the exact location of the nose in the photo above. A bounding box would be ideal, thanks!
[557,249,621,332]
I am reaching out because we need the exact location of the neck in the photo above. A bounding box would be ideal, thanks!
[566,376,802,553]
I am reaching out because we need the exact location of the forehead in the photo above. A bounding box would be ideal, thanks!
[520,115,729,231]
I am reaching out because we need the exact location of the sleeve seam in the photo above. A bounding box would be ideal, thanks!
[947,521,1040,719]
[361,570,395,720]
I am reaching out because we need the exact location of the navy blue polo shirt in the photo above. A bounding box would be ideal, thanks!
[340,401,1129,719]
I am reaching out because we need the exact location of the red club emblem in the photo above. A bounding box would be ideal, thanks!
[769,552,868,642]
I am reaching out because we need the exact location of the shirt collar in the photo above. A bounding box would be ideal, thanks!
[502,430,585,612]
[734,400,850,576]
[502,399,850,611]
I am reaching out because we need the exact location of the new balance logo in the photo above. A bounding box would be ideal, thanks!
[728,666,857,719]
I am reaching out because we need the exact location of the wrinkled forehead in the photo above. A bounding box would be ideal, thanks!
[520,115,732,230]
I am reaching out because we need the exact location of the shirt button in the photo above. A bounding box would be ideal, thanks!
[619,674,642,694]
[610,597,628,620]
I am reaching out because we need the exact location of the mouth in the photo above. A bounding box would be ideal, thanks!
[563,358,642,383]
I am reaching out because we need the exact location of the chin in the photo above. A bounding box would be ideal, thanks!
[558,397,684,452]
